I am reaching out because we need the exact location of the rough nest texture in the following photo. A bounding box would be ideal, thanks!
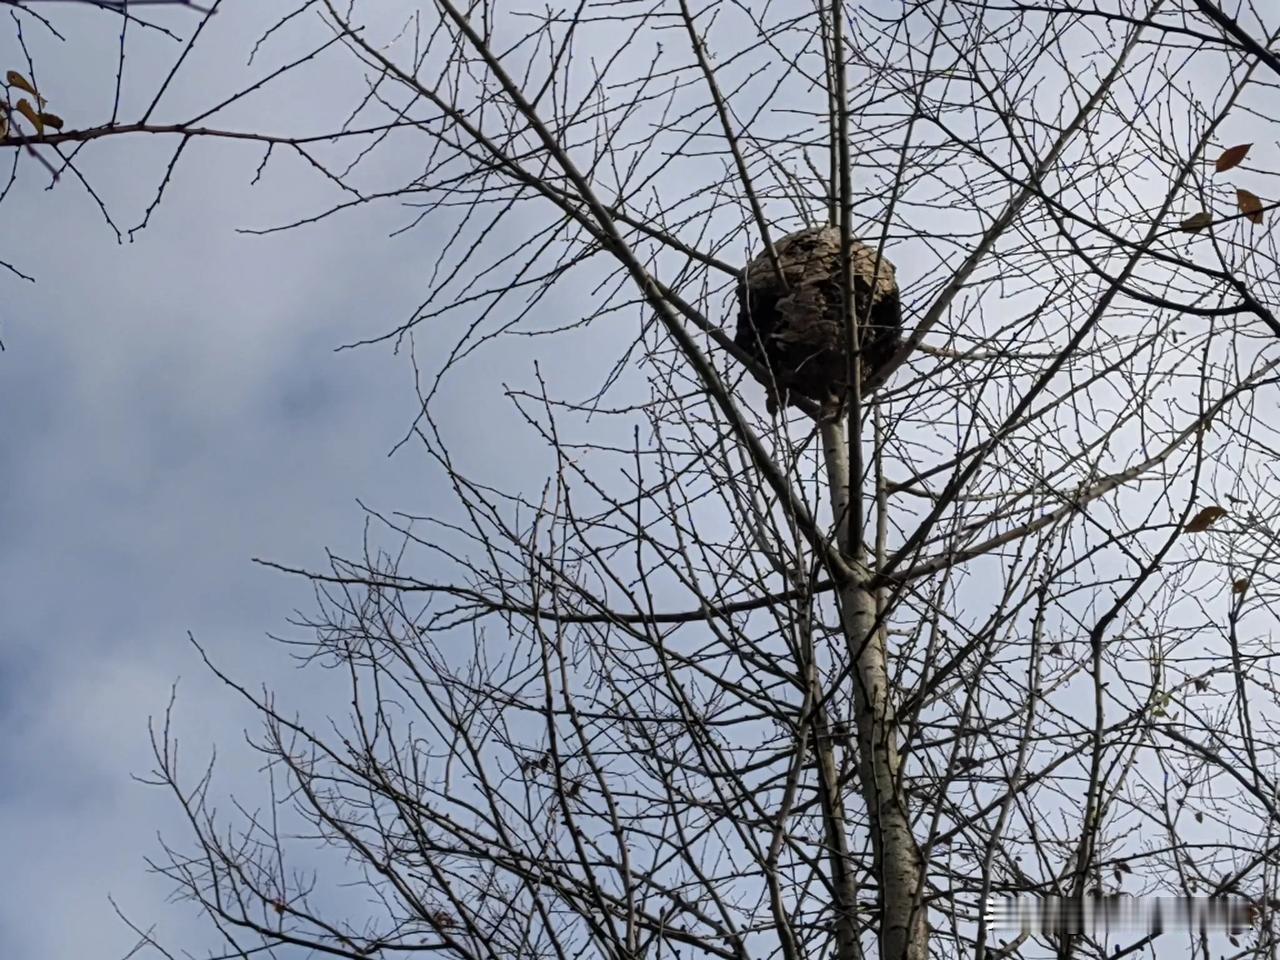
[734,225,902,412]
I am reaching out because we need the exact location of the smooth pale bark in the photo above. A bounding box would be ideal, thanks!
[821,418,927,960]
[810,697,868,960]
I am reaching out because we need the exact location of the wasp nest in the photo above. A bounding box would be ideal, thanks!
[734,225,902,414]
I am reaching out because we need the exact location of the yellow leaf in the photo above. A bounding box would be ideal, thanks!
[1184,505,1227,533]
[15,98,41,135]
[1216,143,1252,172]
[1180,212,1213,232]
[1233,578,1249,595]
[5,70,36,98]
[38,111,62,130]
[1237,188,1264,224]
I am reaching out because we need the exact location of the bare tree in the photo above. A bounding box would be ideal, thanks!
[35,2,1279,960]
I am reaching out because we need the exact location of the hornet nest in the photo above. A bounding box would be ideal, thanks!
[734,225,902,416]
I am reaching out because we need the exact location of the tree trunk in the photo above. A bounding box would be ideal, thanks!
[822,418,928,960]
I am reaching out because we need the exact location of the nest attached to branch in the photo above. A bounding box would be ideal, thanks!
[734,225,902,416]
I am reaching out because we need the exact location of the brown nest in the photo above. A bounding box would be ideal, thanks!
[734,225,902,414]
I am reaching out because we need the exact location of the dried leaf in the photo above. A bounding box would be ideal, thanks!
[1184,505,1227,533]
[1237,188,1264,224]
[5,70,36,98]
[37,111,62,130]
[0,113,7,139]
[1233,578,1249,595]
[1217,143,1252,172]
[1180,212,1213,232]
[1194,810,1205,823]
[14,98,41,135]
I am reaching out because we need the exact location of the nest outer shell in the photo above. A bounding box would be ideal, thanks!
[734,225,902,411]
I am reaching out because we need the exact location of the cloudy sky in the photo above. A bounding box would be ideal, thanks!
[0,3,562,954]
[5,2,1273,957]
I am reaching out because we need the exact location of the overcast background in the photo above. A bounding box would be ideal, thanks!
[5,2,1266,957]
[0,3,575,955]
